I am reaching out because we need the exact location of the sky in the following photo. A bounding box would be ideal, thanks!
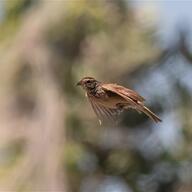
[131,0,192,46]
[130,0,192,156]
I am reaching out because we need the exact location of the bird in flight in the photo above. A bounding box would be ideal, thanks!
[77,76,162,124]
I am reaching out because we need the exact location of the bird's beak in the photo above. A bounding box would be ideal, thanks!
[76,81,81,86]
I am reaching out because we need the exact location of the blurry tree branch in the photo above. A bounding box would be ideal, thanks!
[179,28,192,64]
[0,1,68,191]
[121,27,192,82]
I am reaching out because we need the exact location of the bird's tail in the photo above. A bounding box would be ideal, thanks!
[140,105,162,123]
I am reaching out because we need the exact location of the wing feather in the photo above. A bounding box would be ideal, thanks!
[101,83,145,104]
[88,96,121,123]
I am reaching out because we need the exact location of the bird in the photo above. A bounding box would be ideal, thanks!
[77,76,162,124]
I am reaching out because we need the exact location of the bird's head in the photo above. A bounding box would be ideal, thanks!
[76,77,99,90]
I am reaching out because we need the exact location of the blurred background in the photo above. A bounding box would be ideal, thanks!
[0,0,192,191]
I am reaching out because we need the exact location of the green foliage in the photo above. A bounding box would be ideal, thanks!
[5,0,33,19]
[0,0,192,192]
[0,0,32,41]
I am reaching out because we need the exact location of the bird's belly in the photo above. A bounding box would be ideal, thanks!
[94,96,128,109]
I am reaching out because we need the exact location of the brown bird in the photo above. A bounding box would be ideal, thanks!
[77,76,162,124]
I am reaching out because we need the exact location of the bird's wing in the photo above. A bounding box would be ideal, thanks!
[101,83,145,104]
[88,95,122,124]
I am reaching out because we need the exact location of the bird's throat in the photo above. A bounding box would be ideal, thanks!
[87,85,106,98]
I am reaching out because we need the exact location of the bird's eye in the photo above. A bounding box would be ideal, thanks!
[86,80,91,83]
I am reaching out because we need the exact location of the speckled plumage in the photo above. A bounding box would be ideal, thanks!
[77,77,162,124]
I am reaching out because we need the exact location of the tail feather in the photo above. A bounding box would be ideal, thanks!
[141,106,162,123]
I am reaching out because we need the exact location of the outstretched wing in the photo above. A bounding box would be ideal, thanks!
[101,83,145,104]
[88,95,122,124]
[101,83,162,123]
